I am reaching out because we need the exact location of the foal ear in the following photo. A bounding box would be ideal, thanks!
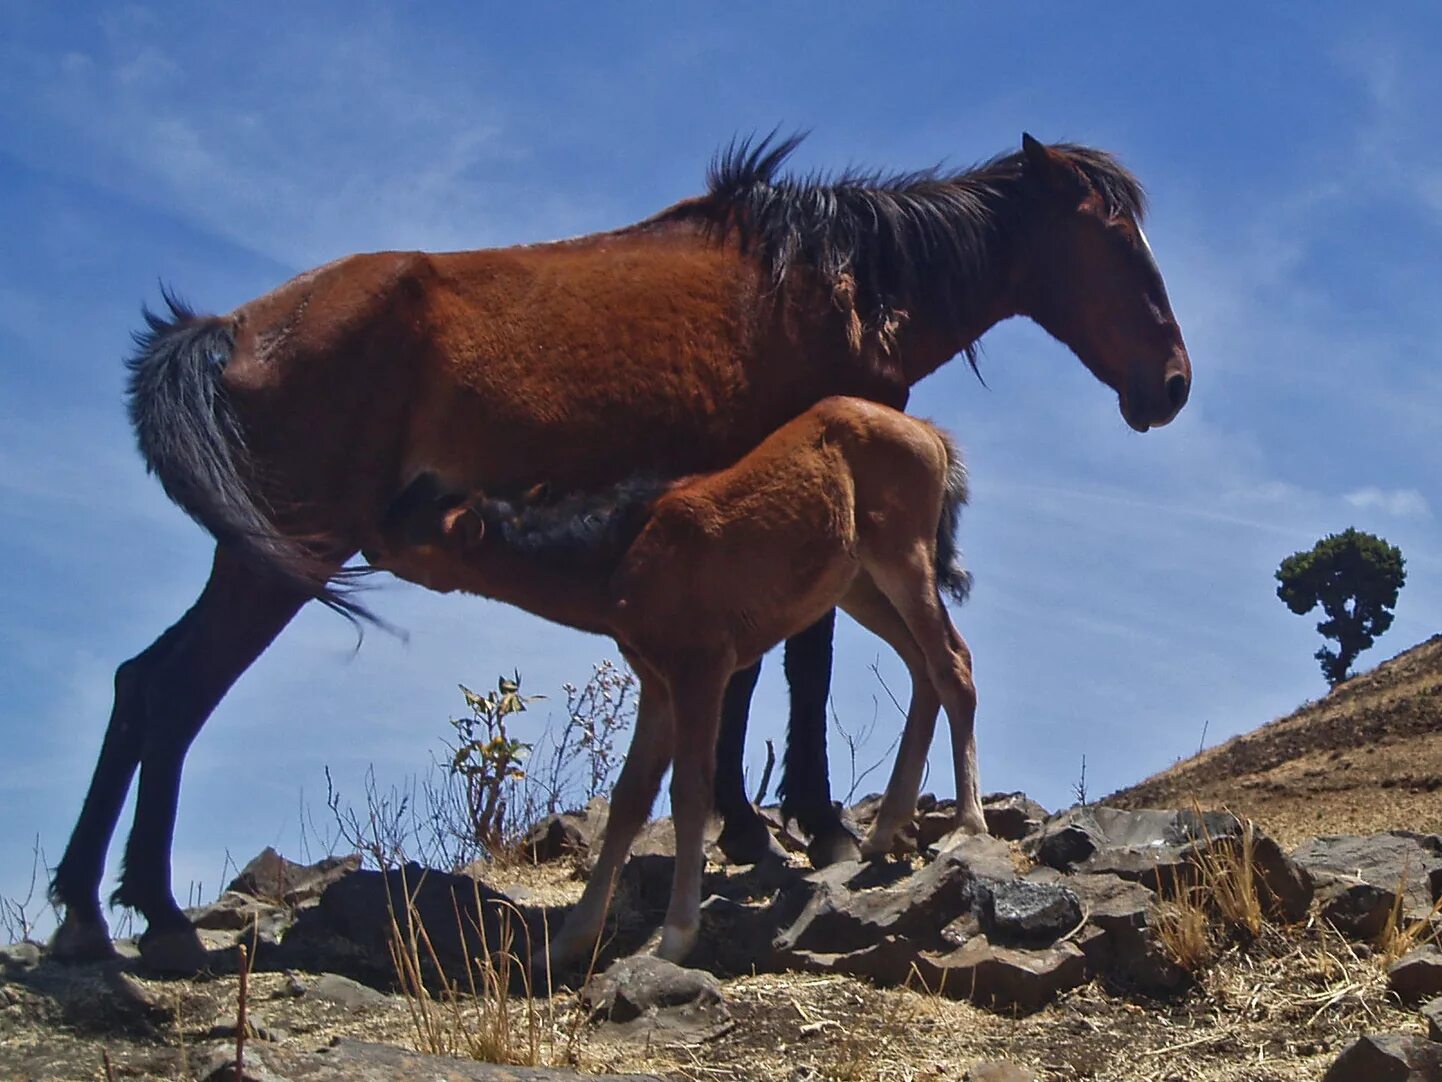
[440,504,485,549]
[1021,132,1088,196]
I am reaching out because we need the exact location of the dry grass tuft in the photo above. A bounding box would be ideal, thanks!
[1375,864,1442,962]
[384,865,579,1067]
[1153,806,1266,971]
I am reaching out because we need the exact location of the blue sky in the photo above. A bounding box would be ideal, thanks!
[3,3,1441,926]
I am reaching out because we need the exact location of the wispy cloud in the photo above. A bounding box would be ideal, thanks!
[1345,486,1431,519]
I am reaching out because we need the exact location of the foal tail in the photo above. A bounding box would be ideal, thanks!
[126,290,371,622]
[933,430,973,604]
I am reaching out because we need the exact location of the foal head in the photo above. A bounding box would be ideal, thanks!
[1011,134,1191,432]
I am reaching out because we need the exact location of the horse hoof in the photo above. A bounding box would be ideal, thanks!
[806,827,863,868]
[138,926,209,975]
[714,814,776,866]
[50,915,118,964]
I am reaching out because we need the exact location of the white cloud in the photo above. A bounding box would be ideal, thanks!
[1344,486,1431,519]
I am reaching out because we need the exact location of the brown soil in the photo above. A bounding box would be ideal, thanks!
[1107,635,1442,846]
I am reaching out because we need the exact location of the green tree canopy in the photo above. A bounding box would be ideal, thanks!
[1276,528,1406,687]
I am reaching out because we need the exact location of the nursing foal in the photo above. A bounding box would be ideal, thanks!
[378,395,980,966]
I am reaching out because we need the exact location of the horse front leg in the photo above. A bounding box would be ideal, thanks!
[544,677,673,973]
[779,608,860,866]
[712,660,776,865]
[56,547,309,972]
[658,664,729,963]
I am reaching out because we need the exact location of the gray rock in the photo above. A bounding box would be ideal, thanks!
[227,848,363,907]
[1027,869,1188,992]
[981,793,1049,842]
[914,936,1088,1012]
[979,880,1083,945]
[1294,832,1442,919]
[202,1039,666,1080]
[524,796,610,863]
[772,836,1014,957]
[583,955,724,1023]
[1322,1032,1442,1080]
[1316,879,1398,939]
[308,863,526,981]
[1388,945,1442,1003]
[780,935,920,987]
[305,972,393,1012]
[1420,996,1442,1041]
[1032,806,1311,921]
[0,941,42,972]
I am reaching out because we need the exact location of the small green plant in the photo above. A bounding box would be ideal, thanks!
[1276,528,1406,687]
[449,673,544,855]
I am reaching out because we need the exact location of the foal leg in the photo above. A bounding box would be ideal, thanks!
[872,553,984,838]
[546,679,673,970]
[779,609,860,867]
[82,548,307,971]
[840,576,942,857]
[659,665,729,963]
[712,660,775,865]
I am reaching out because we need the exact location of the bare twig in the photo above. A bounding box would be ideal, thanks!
[754,739,777,806]
[234,942,250,1082]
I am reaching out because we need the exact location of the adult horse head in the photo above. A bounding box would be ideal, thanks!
[1010,133,1191,431]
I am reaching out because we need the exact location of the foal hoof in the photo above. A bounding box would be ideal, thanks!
[138,925,210,975]
[806,826,863,868]
[714,813,777,866]
[50,915,118,964]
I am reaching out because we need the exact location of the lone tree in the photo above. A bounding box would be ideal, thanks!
[1276,528,1406,687]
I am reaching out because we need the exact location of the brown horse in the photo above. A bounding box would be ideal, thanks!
[378,395,978,965]
[51,133,1190,972]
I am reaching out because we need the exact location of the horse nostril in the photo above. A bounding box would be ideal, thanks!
[1166,372,1190,410]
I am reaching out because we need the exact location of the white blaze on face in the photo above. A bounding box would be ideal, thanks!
[1136,223,1157,263]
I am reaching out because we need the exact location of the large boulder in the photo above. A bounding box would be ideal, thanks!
[1293,832,1442,920]
[913,936,1089,1012]
[1031,806,1311,921]
[1322,1032,1442,1080]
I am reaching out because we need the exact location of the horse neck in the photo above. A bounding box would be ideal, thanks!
[888,188,1025,387]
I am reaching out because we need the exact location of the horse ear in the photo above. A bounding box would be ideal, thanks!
[1021,133,1088,195]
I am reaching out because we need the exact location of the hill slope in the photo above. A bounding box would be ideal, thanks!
[1107,634,1442,845]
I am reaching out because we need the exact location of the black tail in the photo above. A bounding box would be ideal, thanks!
[126,289,372,622]
[933,431,972,604]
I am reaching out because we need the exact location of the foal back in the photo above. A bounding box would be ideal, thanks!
[613,397,956,669]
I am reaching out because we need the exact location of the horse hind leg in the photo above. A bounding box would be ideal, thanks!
[54,547,309,971]
[839,574,942,858]
[869,548,985,839]
[50,619,191,961]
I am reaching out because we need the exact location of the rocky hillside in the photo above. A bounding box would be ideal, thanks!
[1108,635,1442,845]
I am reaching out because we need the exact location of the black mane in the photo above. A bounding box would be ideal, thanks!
[689,132,1147,367]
